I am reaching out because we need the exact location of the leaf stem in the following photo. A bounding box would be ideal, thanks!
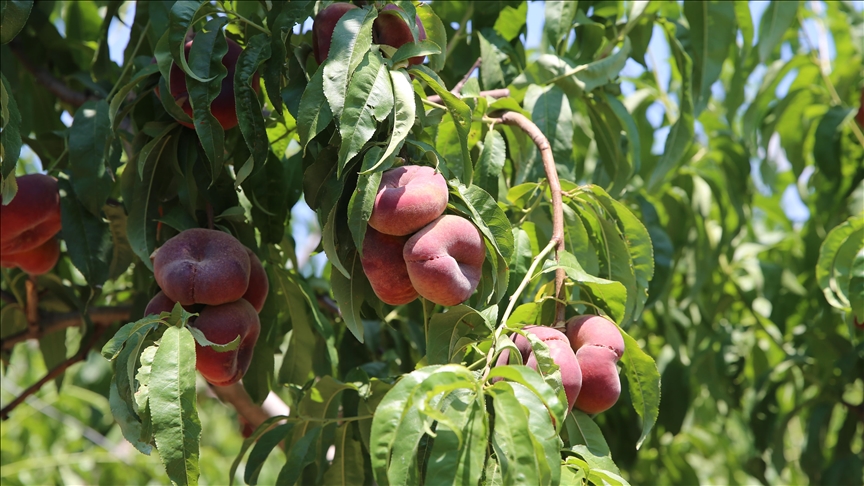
[106,20,152,101]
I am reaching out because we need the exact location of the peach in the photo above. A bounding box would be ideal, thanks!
[189,298,260,386]
[403,215,485,306]
[359,226,418,305]
[312,2,359,64]
[0,174,61,256]
[372,4,427,65]
[143,292,260,386]
[161,37,259,130]
[495,326,582,411]
[565,315,625,414]
[368,165,448,236]
[151,228,251,306]
[241,248,269,312]
[0,237,60,275]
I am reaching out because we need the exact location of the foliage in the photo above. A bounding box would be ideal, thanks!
[1,0,862,485]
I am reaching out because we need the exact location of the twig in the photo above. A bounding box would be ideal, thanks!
[445,5,475,57]
[25,276,38,334]
[209,383,290,432]
[1,326,109,420]
[1,306,132,351]
[426,88,511,105]
[486,111,566,324]
[451,58,482,95]
[9,41,95,108]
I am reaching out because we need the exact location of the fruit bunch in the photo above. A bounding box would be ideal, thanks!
[313,2,427,65]
[0,174,62,275]
[360,165,486,307]
[157,37,260,130]
[496,315,625,414]
[145,228,269,386]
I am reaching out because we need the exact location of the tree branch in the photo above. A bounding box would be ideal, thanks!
[451,57,482,95]
[0,326,109,420]
[426,88,511,105]
[209,383,290,432]
[486,111,566,325]
[0,306,133,351]
[9,41,96,108]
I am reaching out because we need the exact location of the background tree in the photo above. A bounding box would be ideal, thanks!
[1,0,862,485]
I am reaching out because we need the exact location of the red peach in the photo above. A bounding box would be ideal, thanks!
[368,165,448,237]
[151,228,251,306]
[0,237,60,275]
[373,4,427,65]
[190,298,260,386]
[0,174,61,256]
[312,2,359,64]
[360,226,418,305]
[242,248,269,312]
[403,215,485,306]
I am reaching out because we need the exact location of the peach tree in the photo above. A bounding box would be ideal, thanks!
[1,0,861,485]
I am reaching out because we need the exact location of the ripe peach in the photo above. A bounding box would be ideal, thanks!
[312,2,359,64]
[190,298,260,386]
[373,4,427,65]
[565,315,625,414]
[0,174,61,256]
[0,237,60,275]
[403,215,485,306]
[495,326,582,411]
[143,290,182,316]
[359,227,418,305]
[368,165,448,236]
[151,228,251,306]
[242,248,269,313]
[161,37,259,130]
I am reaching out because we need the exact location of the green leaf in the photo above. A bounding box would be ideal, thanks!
[298,63,333,152]
[619,327,661,449]
[323,6,378,119]
[486,365,566,428]
[564,410,611,457]
[244,422,295,485]
[488,381,550,485]
[510,383,561,485]
[514,38,631,96]
[274,268,321,385]
[543,251,628,324]
[137,123,176,180]
[243,152,295,245]
[0,0,32,44]
[372,69,414,171]
[186,326,240,352]
[647,22,694,192]
[331,250,367,343]
[109,64,160,131]
[229,415,291,486]
[813,106,853,181]
[415,4,447,71]
[757,0,799,63]
[235,34,271,173]
[109,380,152,454]
[323,424,366,486]
[125,130,173,271]
[58,179,112,287]
[149,326,200,486]
[369,365,441,485]
[424,390,488,486]
[185,16,228,184]
[411,66,473,184]
[475,130,506,201]
[337,50,393,174]
[684,1,735,116]
[68,100,113,216]
[544,1,578,53]
[427,305,484,365]
[390,40,441,66]
[167,0,217,82]
[817,215,864,310]
[276,426,323,485]
[524,85,574,182]
[0,72,22,179]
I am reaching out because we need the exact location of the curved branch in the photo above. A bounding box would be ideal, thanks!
[9,41,95,108]
[1,326,109,420]
[0,306,133,351]
[426,88,511,105]
[487,110,566,324]
[209,383,291,432]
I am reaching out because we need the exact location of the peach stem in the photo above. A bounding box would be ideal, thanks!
[25,276,39,334]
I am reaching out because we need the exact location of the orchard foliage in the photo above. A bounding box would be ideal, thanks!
[0,1,862,485]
